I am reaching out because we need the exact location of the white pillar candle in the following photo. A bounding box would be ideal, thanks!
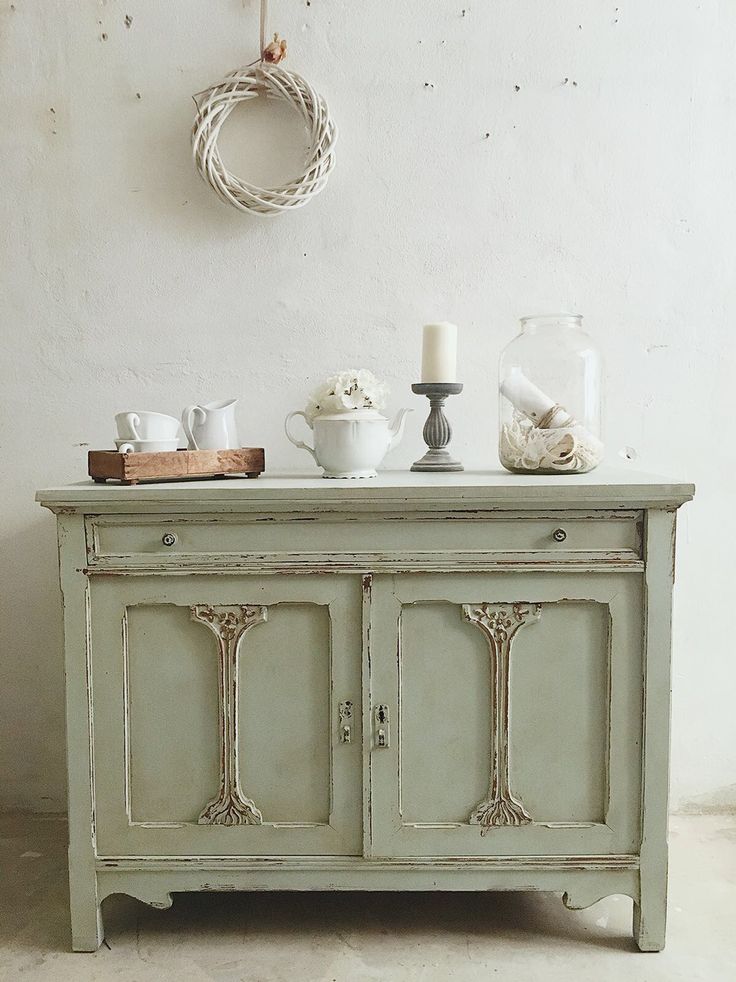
[421,322,458,382]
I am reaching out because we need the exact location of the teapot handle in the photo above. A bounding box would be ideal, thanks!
[284,411,317,463]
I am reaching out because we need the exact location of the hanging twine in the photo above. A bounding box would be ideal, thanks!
[192,0,336,217]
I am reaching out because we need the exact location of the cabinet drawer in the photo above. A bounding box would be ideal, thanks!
[86,511,642,567]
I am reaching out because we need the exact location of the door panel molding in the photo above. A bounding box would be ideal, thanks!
[462,602,542,832]
[190,604,267,826]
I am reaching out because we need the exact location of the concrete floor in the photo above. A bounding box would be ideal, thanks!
[1,814,734,982]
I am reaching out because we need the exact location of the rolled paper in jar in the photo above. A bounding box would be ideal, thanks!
[500,369,575,428]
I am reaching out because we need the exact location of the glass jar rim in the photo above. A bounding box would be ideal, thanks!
[520,313,582,326]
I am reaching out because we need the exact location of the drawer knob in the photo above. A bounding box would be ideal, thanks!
[161,532,178,547]
[552,528,567,543]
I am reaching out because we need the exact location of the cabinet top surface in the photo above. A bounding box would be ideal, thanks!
[36,467,694,512]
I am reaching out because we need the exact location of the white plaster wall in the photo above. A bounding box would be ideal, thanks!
[1,0,734,813]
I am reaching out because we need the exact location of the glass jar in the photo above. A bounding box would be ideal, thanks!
[498,313,603,474]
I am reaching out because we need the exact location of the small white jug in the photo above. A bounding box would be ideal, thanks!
[182,399,239,451]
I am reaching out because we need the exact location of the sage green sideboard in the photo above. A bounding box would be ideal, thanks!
[37,469,693,952]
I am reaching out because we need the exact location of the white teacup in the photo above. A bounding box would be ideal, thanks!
[115,438,179,454]
[115,411,180,441]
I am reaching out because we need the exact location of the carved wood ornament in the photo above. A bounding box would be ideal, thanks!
[191,604,267,825]
[462,603,542,834]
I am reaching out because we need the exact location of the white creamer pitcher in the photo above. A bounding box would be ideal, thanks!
[182,399,239,451]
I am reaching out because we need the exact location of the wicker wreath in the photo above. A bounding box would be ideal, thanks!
[192,62,337,217]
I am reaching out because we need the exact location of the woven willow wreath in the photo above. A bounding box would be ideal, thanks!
[192,63,337,217]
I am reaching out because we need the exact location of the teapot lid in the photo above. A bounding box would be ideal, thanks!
[313,408,388,422]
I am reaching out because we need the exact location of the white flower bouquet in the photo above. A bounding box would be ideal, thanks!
[305,369,389,422]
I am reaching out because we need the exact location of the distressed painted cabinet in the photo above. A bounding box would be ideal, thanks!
[37,470,693,953]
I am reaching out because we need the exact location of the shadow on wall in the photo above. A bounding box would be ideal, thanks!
[677,784,736,815]
[0,514,66,812]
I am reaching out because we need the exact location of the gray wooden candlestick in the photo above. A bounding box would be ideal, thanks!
[411,382,464,472]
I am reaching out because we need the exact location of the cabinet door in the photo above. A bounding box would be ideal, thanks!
[369,572,642,858]
[90,574,362,856]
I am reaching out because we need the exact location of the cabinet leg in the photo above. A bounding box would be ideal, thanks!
[633,892,667,952]
[70,891,104,952]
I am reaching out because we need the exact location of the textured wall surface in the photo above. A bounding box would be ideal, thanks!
[1,1,734,812]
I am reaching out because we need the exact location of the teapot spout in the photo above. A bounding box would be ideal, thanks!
[388,408,412,452]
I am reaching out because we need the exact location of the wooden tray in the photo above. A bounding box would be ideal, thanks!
[88,448,265,485]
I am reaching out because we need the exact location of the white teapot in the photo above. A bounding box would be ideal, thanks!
[285,407,412,479]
